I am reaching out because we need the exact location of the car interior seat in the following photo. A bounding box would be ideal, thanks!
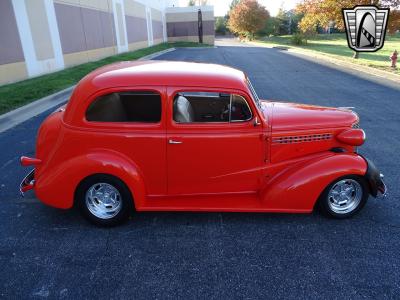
[86,93,128,122]
[173,95,195,123]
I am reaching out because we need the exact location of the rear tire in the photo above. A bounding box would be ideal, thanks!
[76,174,133,226]
[318,175,369,219]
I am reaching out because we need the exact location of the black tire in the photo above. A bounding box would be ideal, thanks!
[318,175,369,219]
[75,174,133,226]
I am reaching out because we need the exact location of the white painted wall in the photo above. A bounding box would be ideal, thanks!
[11,0,64,77]
[146,6,154,46]
[112,0,129,53]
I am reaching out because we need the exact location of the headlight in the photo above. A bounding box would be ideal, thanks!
[336,129,366,146]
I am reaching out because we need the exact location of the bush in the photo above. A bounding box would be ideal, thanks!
[291,33,307,45]
[215,16,228,35]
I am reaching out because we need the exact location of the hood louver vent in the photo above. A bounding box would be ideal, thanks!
[273,133,333,145]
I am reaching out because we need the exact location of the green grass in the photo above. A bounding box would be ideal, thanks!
[0,42,209,115]
[256,33,400,75]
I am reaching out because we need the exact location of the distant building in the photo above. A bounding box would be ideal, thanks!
[0,0,214,85]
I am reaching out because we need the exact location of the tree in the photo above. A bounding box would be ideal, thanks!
[227,0,269,40]
[296,0,400,58]
[296,0,400,33]
[188,0,207,5]
[215,16,228,35]
[230,0,241,10]
[257,8,303,36]
[388,9,400,33]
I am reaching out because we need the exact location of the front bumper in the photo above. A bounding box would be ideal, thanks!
[363,156,387,198]
[19,169,35,196]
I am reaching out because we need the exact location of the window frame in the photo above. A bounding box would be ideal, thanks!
[246,77,262,110]
[80,86,165,131]
[171,90,254,125]
[229,94,253,123]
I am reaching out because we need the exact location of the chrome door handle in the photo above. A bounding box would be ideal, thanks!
[169,139,182,144]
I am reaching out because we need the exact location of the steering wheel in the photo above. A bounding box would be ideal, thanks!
[220,104,230,121]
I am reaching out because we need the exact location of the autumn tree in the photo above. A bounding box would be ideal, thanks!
[296,0,400,33]
[296,0,400,58]
[388,9,400,33]
[227,0,269,40]
[230,0,241,10]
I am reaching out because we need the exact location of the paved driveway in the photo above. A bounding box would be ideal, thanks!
[1,39,399,299]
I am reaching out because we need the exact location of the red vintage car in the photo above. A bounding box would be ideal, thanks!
[20,61,386,226]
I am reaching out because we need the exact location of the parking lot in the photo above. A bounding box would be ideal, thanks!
[1,39,399,298]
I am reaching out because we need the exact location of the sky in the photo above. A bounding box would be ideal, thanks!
[178,0,303,16]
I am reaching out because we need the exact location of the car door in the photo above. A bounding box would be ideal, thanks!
[83,86,167,196]
[166,87,265,196]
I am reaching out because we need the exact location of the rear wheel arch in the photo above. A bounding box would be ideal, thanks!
[74,173,136,209]
[70,150,147,209]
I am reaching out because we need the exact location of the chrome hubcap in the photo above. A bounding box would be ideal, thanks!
[328,179,363,214]
[85,183,122,219]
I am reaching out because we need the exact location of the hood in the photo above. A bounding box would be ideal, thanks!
[263,101,358,131]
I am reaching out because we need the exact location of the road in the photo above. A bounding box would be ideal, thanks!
[1,38,399,299]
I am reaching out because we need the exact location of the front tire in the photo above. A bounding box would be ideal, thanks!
[318,175,369,219]
[76,174,133,226]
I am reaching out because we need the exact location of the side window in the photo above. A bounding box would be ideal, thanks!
[86,91,161,123]
[173,92,252,123]
[231,95,253,122]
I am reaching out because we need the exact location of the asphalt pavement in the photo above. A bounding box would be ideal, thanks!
[1,38,399,299]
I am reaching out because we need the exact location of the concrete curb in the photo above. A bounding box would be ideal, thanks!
[249,41,400,84]
[138,48,176,60]
[0,47,178,134]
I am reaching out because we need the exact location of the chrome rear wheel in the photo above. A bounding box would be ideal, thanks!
[85,183,122,219]
[76,174,133,226]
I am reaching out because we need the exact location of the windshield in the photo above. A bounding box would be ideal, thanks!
[246,78,261,109]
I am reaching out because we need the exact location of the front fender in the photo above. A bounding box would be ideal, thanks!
[35,149,146,209]
[261,153,367,212]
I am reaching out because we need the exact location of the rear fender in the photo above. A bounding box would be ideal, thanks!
[261,153,368,211]
[35,149,145,209]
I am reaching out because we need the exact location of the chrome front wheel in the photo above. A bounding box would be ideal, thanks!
[319,176,368,219]
[327,179,363,214]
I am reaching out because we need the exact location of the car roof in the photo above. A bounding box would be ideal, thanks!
[83,60,246,89]
[64,61,249,125]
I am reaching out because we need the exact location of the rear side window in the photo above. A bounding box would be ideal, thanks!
[86,91,161,123]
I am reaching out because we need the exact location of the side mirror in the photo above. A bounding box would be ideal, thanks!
[253,117,261,127]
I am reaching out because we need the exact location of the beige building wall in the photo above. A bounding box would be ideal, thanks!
[26,0,55,61]
[0,1,215,86]
[124,1,150,51]
[166,6,214,45]
[0,0,27,85]
[0,62,28,86]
